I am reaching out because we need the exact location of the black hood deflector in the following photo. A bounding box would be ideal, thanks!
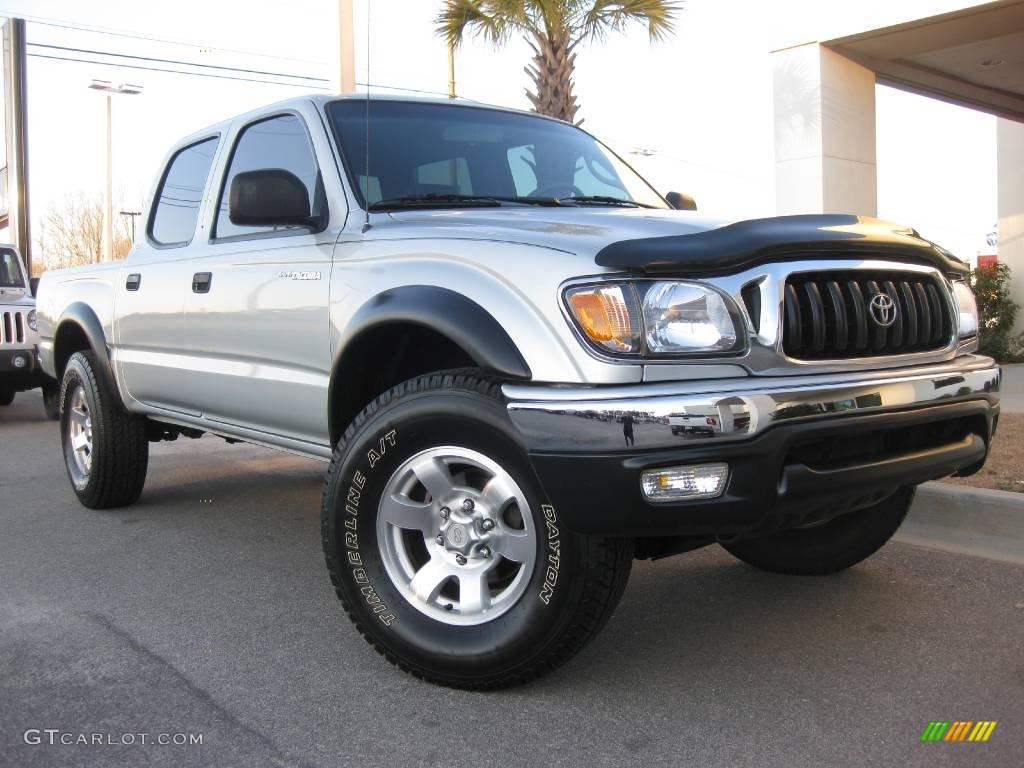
[594,214,969,277]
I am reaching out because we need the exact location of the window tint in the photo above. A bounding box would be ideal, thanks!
[215,114,323,239]
[0,248,25,287]
[328,100,668,209]
[507,146,537,197]
[150,137,218,246]
[414,157,472,197]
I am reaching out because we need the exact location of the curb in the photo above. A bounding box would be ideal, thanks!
[895,482,1024,565]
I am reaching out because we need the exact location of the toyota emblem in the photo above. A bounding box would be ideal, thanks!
[869,293,897,328]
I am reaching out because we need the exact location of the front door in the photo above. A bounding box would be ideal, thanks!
[182,113,334,446]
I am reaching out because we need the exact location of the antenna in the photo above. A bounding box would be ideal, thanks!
[362,0,371,233]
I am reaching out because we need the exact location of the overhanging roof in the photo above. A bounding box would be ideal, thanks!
[825,0,1024,121]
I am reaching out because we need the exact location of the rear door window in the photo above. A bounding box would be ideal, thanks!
[149,137,219,247]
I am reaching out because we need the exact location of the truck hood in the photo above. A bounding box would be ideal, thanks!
[383,209,968,276]
[0,287,34,307]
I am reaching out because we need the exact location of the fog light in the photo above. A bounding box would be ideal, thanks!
[12,354,26,369]
[641,463,729,502]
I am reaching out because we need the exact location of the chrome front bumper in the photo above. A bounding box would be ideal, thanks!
[504,355,1001,453]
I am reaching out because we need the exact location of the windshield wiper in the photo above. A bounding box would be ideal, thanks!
[369,193,565,210]
[558,195,654,209]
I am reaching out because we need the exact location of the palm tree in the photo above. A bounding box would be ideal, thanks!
[437,1,680,123]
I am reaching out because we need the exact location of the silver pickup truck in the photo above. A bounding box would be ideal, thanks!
[37,94,1000,689]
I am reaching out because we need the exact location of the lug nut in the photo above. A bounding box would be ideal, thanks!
[478,546,491,558]
[435,535,445,546]
[462,499,475,511]
[481,518,495,532]
[455,554,467,565]
[440,506,450,520]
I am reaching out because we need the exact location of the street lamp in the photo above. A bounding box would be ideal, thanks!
[89,80,143,261]
[119,210,142,242]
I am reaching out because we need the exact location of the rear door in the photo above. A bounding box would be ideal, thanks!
[115,136,219,414]
[181,111,338,446]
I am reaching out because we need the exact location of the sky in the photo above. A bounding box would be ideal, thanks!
[0,0,999,265]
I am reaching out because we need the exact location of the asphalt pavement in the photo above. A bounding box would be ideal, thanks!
[1,390,1022,768]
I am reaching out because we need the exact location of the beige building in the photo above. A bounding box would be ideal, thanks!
[769,0,1024,331]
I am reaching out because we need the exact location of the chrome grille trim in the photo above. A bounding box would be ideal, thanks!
[781,270,953,359]
[1,310,27,345]
[718,259,961,374]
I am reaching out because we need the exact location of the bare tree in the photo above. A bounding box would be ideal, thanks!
[35,193,134,271]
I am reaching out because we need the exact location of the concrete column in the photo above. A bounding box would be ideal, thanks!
[998,118,1024,335]
[773,43,877,216]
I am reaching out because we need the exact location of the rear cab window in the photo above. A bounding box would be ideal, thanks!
[149,137,219,247]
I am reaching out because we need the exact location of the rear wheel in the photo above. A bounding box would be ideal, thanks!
[60,351,149,508]
[721,486,915,575]
[0,388,14,406]
[322,370,633,689]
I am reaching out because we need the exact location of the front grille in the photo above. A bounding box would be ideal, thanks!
[782,271,952,359]
[1,310,26,345]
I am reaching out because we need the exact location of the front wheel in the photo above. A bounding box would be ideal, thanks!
[0,388,14,406]
[721,486,915,575]
[322,371,632,689]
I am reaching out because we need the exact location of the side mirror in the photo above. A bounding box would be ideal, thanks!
[29,277,39,297]
[229,169,317,229]
[666,191,697,211]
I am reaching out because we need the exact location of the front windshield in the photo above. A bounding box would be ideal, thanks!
[327,100,668,209]
[0,249,25,288]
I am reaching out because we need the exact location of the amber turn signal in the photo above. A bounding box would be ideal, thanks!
[566,285,640,353]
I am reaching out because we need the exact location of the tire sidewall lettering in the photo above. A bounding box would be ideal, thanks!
[341,429,398,628]
[539,505,561,605]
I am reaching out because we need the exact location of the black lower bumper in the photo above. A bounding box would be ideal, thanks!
[0,348,53,392]
[526,400,997,537]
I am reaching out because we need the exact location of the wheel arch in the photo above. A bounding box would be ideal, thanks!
[328,286,531,445]
[53,302,117,393]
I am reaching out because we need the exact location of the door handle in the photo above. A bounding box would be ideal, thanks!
[192,272,212,294]
[126,273,141,291]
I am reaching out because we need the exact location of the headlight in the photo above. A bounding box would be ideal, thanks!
[642,281,739,353]
[565,281,742,356]
[952,281,978,338]
[26,309,37,331]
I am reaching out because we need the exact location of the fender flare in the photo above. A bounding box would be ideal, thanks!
[54,302,118,393]
[340,285,532,380]
[328,286,532,440]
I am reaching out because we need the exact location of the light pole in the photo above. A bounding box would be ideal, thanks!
[89,80,142,261]
[338,0,355,93]
[120,210,141,242]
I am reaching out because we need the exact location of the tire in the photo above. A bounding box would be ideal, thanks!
[322,370,633,689]
[60,351,149,509]
[721,486,915,575]
[42,382,60,420]
[0,388,14,406]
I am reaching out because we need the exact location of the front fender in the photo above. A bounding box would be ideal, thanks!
[343,285,531,380]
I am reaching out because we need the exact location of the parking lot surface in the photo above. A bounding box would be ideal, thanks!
[2,390,1022,768]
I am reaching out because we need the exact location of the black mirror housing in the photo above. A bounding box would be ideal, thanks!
[29,277,39,297]
[666,191,697,211]
[229,169,316,229]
